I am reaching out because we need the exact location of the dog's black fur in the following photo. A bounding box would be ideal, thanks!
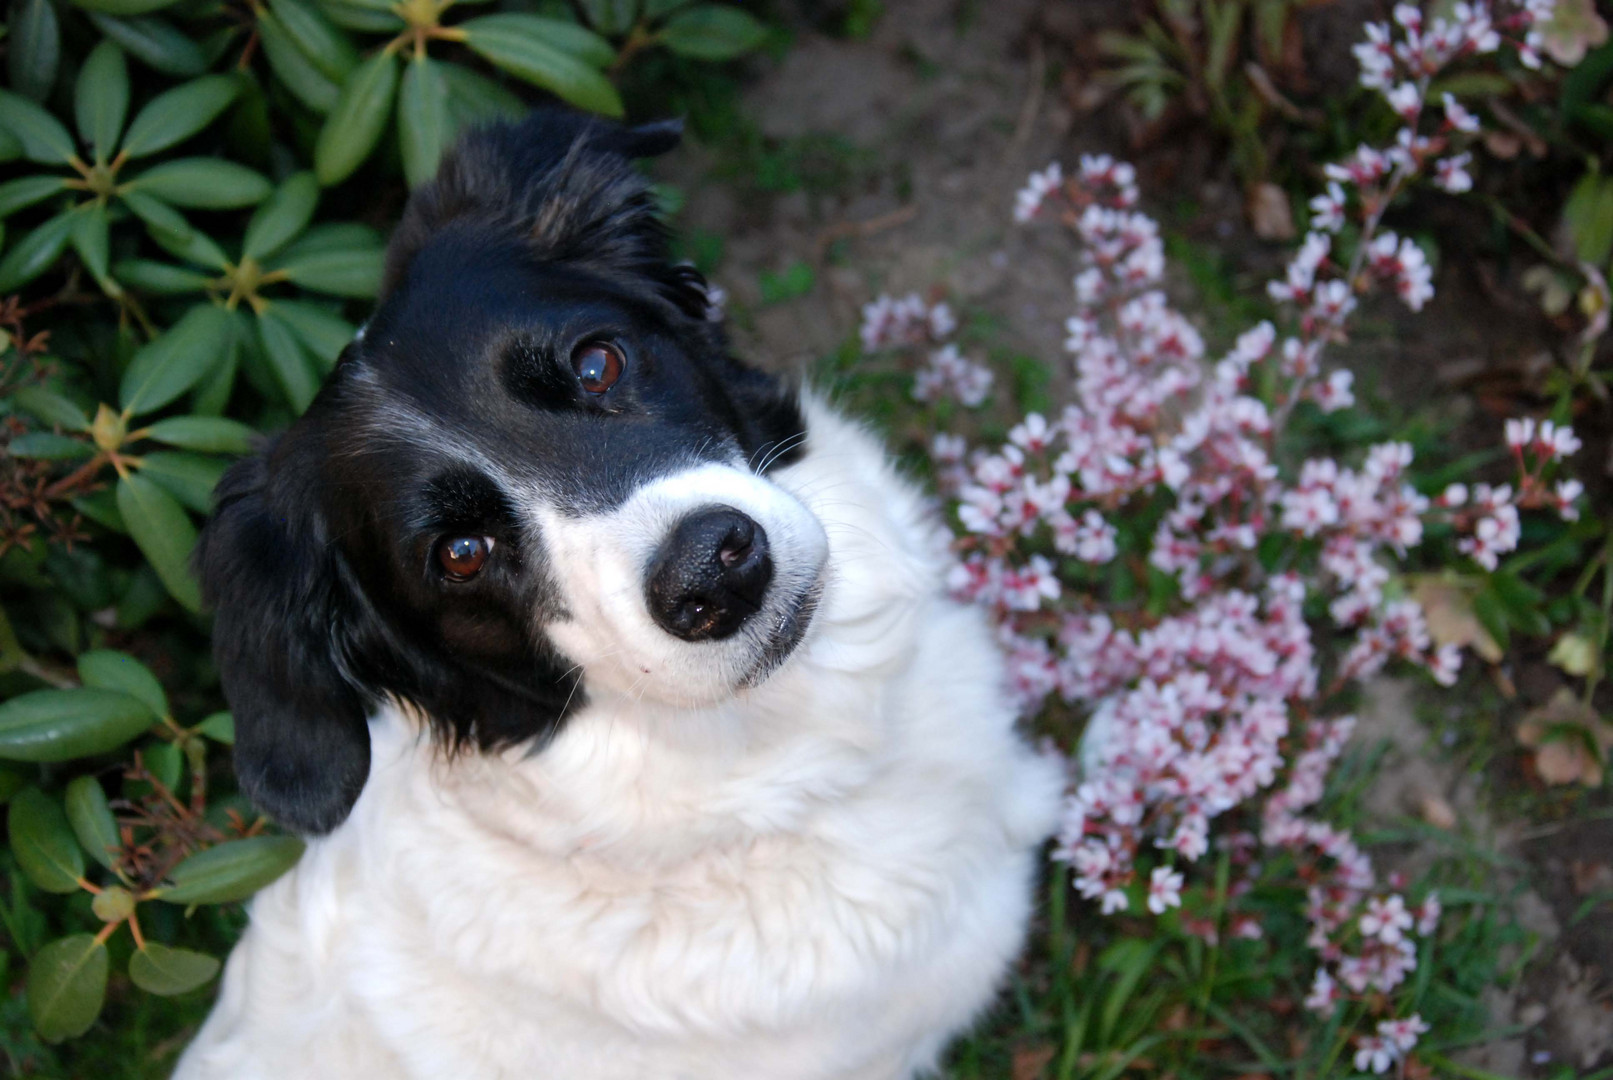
[197,111,805,837]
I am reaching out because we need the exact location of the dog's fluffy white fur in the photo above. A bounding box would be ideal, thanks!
[176,399,1063,1080]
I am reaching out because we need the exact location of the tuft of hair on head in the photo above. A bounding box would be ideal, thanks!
[382,109,691,304]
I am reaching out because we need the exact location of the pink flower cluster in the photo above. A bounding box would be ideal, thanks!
[868,0,1575,1060]
[859,292,992,407]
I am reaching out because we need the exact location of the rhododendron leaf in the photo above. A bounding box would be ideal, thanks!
[0,90,75,163]
[117,473,203,613]
[129,944,220,995]
[0,688,156,762]
[257,7,341,113]
[266,0,358,83]
[459,17,623,117]
[142,416,258,455]
[87,13,209,77]
[9,0,61,102]
[75,40,129,164]
[313,51,398,185]
[120,303,232,416]
[8,788,85,893]
[398,55,451,190]
[159,835,305,904]
[27,934,108,1043]
[657,6,768,60]
[121,74,242,159]
[64,776,120,870]
[12,385,90,431]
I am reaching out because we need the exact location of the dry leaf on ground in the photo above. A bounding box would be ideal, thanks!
[1517,688,1613,787]
[1411,576,1503,663]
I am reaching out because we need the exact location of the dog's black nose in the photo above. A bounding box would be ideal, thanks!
[646,507,772,642]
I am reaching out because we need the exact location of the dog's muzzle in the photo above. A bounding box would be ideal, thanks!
[645,506,773,642]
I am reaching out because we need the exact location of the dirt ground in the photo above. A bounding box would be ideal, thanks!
[657,1,1613,1073]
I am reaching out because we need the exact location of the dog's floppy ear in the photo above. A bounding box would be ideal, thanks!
[197,441,372,835]
[381,109,686,298]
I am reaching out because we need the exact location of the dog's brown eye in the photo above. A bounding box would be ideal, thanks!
[438,536,492,581]
[572,341,623,394]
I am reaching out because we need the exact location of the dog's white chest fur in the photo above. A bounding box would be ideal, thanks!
[176,403,1063,1080]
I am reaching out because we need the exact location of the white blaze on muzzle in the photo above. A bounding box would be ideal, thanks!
[532,462,829,706]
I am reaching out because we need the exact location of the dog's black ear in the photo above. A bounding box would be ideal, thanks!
[609,116,683,159]
[382,108,684,298]
[197,445,371,835]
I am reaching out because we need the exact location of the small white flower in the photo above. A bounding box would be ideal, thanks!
[1147,866,1185,914]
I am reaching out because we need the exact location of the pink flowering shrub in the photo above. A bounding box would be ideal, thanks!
[861,1,1577,1070]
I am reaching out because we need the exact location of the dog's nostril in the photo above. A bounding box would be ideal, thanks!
[718,534,752,569]
[646,507,772,643]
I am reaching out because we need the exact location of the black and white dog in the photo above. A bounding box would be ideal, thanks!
[175,109,1062,1080]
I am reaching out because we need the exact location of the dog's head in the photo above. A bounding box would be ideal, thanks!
[198,110,826,834]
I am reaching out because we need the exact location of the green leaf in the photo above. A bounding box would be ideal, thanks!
[121,189,229,271]
[0,127,19,164]
[120,303,231,416]
[0,89,76,163]
[27,934,109,1043]
[159,835,305,904]
[12,385,90,430]
[276,220,381,258]
[656,5,768,60]
[313,0,401,30]
[138,451,226,514]
[258,7,342,114]
[194,711,234,744]
[75,40,130,163]
[140,739,183,791]
[70,202,113,286]
[644,0,693,16]
[77,649,168,716]
[1564,172,1613,267]
[86,13,208,77]
[256,308,320,412]
[69,0,185,15]
[73,490,126,533]
[273,245,383,298]
[576,0,636,35]
[0,211,75,293]
[1472,587,1512,653]
[129,944,220,995]
[0,764,27,802]
[397,56,451,190]
[269,299,355,365]
[313,50,398,186]
[116,473,202,612]
[466,13,615,68]
[6,433,94,460]
[8,788,85,893]
[9,0,62,102]
[0,688,156,761]
[441,63,526,124]
[121,74,242,159]
[112,258,212,294]
[189,343,238,417]
[142,415,257,454]
[242,171,319,261]
[268,0,358,82]
[0,175,69,218]
[63,776,120,870]
[129,159,273,209]
[460,17,624,117]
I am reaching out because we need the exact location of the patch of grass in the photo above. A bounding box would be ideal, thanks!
[758,261,817,304]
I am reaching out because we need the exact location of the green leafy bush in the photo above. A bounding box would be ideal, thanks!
[0,0,768,1063]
